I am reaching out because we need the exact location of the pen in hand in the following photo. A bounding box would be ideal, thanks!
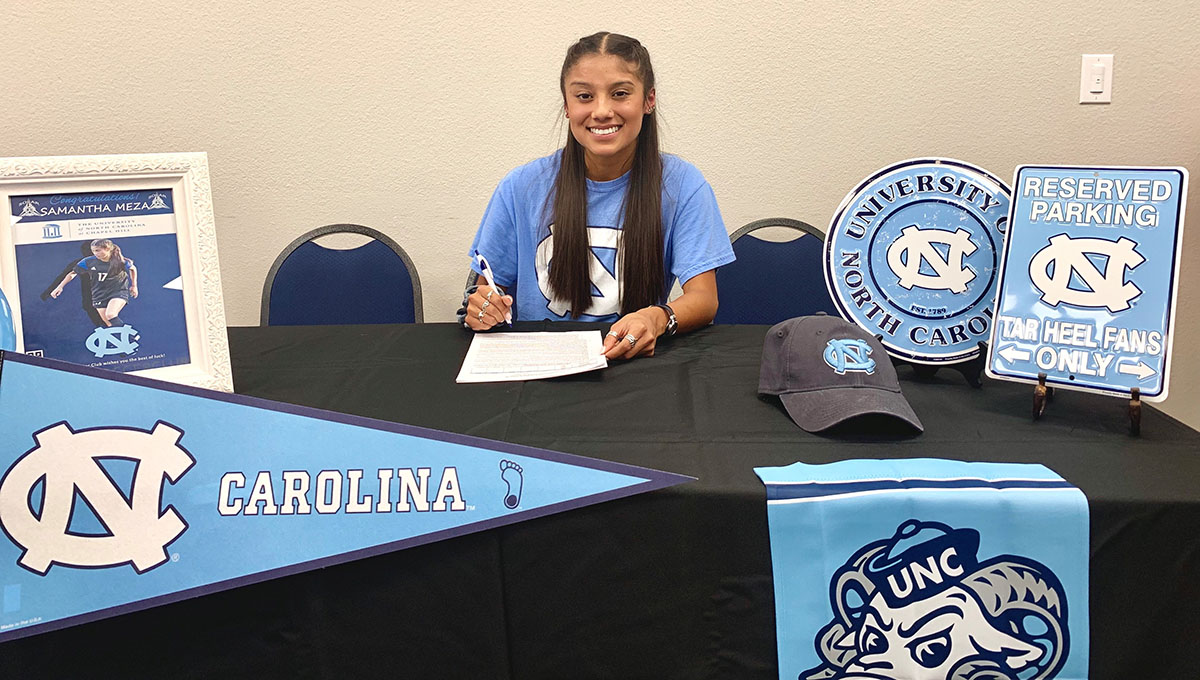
[474,251,513,326]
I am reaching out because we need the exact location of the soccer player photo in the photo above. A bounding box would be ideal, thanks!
[10,188,191,372]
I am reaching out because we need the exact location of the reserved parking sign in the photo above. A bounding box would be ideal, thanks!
[987,165,1188,400]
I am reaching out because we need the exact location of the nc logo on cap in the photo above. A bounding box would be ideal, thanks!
[823,338,875,375]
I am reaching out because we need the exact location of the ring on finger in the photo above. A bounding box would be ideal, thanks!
[477,310,486,319]
[625,334,637,346]
[481,300,490,310]
[607,331,620,338]
[485,289,495,301]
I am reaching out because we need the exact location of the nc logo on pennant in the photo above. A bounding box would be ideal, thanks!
[0,422,193,575]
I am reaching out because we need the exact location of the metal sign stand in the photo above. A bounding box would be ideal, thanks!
[893,341,988,388]
[1129,388,1142,436]
[1032,371,1142,435]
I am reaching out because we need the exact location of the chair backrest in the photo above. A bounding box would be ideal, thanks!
[262,224,423,325]
[713,218,838,325]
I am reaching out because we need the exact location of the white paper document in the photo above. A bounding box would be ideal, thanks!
[456,331,609,383]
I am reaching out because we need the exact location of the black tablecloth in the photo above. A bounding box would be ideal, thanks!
[4,322,1199,679]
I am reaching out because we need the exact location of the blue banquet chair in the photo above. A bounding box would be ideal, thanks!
[261,224,423,325]
[713,218,838,324]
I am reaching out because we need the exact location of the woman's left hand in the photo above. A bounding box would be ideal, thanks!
[602,308,665,360]
[130,286,139,298]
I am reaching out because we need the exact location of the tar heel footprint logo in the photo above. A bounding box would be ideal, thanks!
[887,226,978,294]
[1028,235,1144,312]
[803,519,1069,680]
[86,325,140,358]
[500,460,524,509]
[823,338,875,375]
[0,422,194,575]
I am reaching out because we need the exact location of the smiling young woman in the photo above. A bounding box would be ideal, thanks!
[462,32,735,361]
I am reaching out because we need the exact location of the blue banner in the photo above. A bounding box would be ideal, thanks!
[987,166,1188,400]
[11,190,175,224]
[756,459,1088,680]
[0,352,690,641]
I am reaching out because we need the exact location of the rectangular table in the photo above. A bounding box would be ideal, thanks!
[2,322,1198,679]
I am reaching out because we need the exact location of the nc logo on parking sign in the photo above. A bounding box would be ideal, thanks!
[1028,235,1144,312]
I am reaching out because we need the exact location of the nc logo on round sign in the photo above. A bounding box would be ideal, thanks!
[825,159,1012,364]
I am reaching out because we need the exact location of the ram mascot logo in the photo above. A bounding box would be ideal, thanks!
[802,520,1069,680]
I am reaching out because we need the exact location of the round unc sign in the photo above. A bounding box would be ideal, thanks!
[825,158,1012,364]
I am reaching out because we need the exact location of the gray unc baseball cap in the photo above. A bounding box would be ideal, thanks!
[758,314,923,433]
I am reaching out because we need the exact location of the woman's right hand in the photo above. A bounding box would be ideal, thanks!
[464,287,513,331]
[50,287,63,299]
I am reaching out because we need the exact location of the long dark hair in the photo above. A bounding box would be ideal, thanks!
[549,32,664,317]
[91,238,129,280]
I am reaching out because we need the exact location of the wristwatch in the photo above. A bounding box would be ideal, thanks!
[653,303,678,336]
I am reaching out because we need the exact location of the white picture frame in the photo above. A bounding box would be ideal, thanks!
[0,152,232,392]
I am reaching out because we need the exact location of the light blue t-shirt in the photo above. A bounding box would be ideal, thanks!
[468,152,735,322]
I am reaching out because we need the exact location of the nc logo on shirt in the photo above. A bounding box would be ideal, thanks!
[535,225,622,318]
[1028,234,1145,312]
[0,422,194,575]
[802,519,1070,680]
[823,339,875,375]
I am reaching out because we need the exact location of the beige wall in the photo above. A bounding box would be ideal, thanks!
[2,1,1197,427]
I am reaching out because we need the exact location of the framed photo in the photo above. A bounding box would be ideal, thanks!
[0,153,232,391]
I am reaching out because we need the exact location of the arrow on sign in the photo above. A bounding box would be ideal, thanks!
[1117,360,1156,380]
[997,344,1032,365]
